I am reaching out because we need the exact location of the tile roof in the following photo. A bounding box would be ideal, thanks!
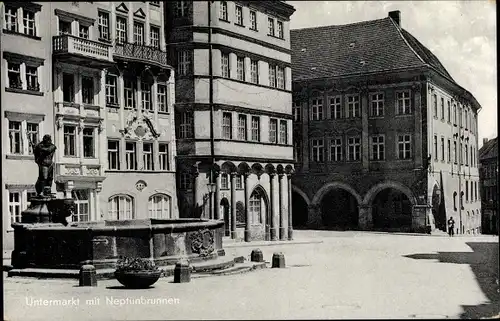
[479,137,498,160]
[291,17,455,82]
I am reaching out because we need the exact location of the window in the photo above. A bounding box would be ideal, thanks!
[8,62,21,89]
[79,25,89,39]
[447,101,451,122]
[63,73,75,102]
[116,16,127,44]
[249,191,262,224]
[106,74,118,105]
[159,143,169,170]
[347,136,361,161]
[269,119,277,143]
[98,11,109,40]
[157,84,167,112]
[453,104,457,125]
[108,140,120,170]
[470,146,474,167]
[398,134,412,159]
[250,10,257,30]
[179,172,192,190]
[9,192,22,224]
[221,53,230,78]
[235,175,243,189]
[371,135,385,161]
[237,114,247,140]
[83,128,95,158]
[433,94,438,118]
[441,137,445,161]
[327,96,342,119]
[330,138,342,162]
[465,110,468,130]
[433,135,438,161]
[27,123,39,154]
[466,181,469,202]
[133,21,144,45]
[251,116,260,142]
[236,56,245,81]
[125,142,137,170]
[149,194,171,219]
[268,64,276,87]
[370,93,384,117]
[268,17,275,36]
[72,190,90,222]
[279,120,288,145]
[124,77,136,109]
[447,139,451,163]
[143,142,154,170]
[63,126,77,156]
[396,91,411,115]
[453,192,457,211]
[23,10,36,36]
[25,66,39,91]
[177,50,192,76]
[5,6,18,32]
[277,21,284,39]
[347,95,360,118]
[276,66,285,89]
[440,98,445,120]
[311,139,324,162]
[219,1,228,21]
[141,81,152,111]
[9,121,22,154]
[454,140,458,164]
[109,195,134,220]
[221,174,229,189]
[179,112,194,139]
[250,59,259,84]
[235,5,243,25]
[175,1,189,18]
[82,76,94,104]
[150,26,160,48]
[293,101,301,122]
[59,20,71,35]
[222,112,232,139]
[311,98,323,120]
[465,144,469,166]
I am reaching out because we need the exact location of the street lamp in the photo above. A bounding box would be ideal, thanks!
[207,182,216,219]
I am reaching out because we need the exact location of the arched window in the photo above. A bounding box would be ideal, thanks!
[460,191,464,210]
[453,192,457,211]
[72,190,90,222]
[108,194,134,220]
[148,194,171,219]
[249,189,264,224]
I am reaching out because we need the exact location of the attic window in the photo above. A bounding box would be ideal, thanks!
[301,48,307,52]
[311,67,317,71]
[349,42,356,48]
[360,60,366,65]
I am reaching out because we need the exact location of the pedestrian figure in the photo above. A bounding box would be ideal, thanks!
[447,216,455,237]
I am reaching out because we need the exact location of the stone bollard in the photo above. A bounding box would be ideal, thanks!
[79,265,97,287]
[174,261,191,283]
[250,249,264,262]
[272,252,285,268]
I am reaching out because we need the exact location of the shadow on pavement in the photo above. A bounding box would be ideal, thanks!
[404,241,499,319]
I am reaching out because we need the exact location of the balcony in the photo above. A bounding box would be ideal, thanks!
[53,35,114,69]
[113,42,170,69]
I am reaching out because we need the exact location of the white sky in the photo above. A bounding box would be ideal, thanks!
[289,1,497,147]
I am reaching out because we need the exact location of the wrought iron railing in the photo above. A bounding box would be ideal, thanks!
[53,35,113,62]
[113,41,168,68]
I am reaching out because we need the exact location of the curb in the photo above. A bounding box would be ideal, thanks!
[223,239,323,248]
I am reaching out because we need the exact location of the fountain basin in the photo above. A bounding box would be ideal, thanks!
[11,218,225,270]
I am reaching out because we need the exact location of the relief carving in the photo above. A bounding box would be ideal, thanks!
[189,229,215,257]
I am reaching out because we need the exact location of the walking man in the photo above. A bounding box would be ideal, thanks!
[447,216,455,237]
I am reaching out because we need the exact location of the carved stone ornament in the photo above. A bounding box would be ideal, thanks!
[56,116,64,129]
[189,229,215,257]
[121,111,160,140]
[135,179,147,192]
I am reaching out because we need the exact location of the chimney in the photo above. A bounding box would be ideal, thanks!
[483,138,489,145]
[389,10,401,27]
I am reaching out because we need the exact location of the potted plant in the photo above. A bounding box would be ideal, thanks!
[114,257,161,289]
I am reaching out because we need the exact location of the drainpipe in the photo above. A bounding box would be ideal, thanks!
[208,1,215,217]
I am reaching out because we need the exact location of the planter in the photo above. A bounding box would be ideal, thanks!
[114,270,161,289]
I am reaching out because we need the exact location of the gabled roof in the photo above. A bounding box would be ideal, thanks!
[479,137,498,160]
[291,17,454,82]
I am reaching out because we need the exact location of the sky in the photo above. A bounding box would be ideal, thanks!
[288,1,497,147]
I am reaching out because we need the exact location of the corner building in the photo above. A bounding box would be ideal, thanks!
[290,11,482,234]
[2,1,178,251]
[165,1,296,241]
[479,137,498,234]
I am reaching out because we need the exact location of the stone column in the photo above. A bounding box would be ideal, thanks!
[244,173,251,242]
[95,182,102,221]
[65,181,74,199]
[269,173,277,241]
[214,171,221,220]
[279,173,286,240]
[287,173,293,240]
[230,172,237,239]
[358,205,373,230]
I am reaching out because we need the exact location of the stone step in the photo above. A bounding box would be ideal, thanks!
[193,261,267,278]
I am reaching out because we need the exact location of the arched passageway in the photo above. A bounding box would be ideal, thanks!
[292,191,309,229]
[220,198,230,236]
[249,185,270,240]
[372,188,412,231]
[320,189,359,230]
[431,185,446,232]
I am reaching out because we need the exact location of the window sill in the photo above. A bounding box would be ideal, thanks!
[150,2,160,7]
[2,29,41,40]
[234,23,245,28]
[6,154,34,160]
[395,114,413,117]
[249,27,258,32]
[106,104,120,109]
[5,87,43,96]
[98,37,111,44]
[219,18,230,23]
[267,34,285,41]
[369,116,385,119]
[158,111,170,116]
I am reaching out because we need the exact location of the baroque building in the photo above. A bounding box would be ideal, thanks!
[165,1,296,241]
[1,1,177,251]
[290,11,482,234]
[479,137,498,234]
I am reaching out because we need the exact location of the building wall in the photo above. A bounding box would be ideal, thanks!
[479,146,498,234]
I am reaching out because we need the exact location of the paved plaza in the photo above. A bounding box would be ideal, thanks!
[4,231,499,320]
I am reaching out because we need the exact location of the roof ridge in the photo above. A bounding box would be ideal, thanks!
[291,17,389,32]
[387,18,428,68]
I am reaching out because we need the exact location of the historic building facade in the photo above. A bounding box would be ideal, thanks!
[2,1,177,250]
[479,137,498,234]
[165,1,295,241]
[290,11,482,234]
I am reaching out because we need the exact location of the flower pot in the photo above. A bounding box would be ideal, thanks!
[114,270,161,289]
